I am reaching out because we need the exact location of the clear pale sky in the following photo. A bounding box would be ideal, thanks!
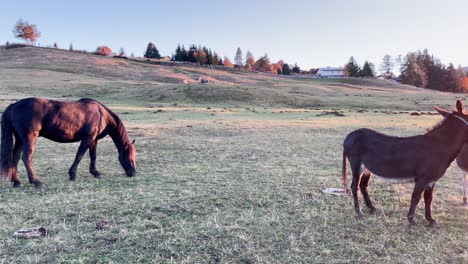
[1,0,467,70]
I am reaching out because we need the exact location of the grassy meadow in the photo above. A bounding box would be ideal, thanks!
[0,47,467,263]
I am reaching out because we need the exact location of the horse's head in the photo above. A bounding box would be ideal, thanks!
[119,139,136,177]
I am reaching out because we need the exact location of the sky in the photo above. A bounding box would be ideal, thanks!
[1,0,467,71]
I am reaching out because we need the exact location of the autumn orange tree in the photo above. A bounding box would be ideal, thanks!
[13,19,40,45]
[223,57,234,68]
[95,46,112,56]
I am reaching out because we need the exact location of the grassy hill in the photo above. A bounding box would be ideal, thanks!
[0,46,463,110]
[0,46,468,263]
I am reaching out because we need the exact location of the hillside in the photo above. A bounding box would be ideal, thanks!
[0,46,462,110]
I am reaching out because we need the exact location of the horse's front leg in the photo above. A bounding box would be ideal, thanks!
[463,174,468,206]
[21,134,42,187]
[69,140,90,181]
[423,183,438,227]
[89,140,101,178]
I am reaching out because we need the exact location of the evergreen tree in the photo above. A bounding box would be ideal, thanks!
[361,61,375,77]
[187,45,197,63]
[173,44,183,61]
[344,56,360,77]
[69,43,73,51]
[196,46,208,65]
[292,63,301,73]
[144,42,161,59]
[282,64,291,75]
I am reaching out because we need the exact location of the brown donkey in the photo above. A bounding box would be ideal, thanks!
[342,100,468,227]
[433,109,468,206]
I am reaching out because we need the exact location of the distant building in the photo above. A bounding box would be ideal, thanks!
[316,67,344,78]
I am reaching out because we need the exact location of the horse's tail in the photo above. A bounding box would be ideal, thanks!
[1,105,14,179]
[342,150,348,194]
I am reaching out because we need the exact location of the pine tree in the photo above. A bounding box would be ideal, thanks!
[292,63,301,73]
[188,45,198,63]
[144,42,161,59]
[69,43,73,51]
[282,64,291,75]
[361,61,374,77]
[196,46,208,65]
[344,56,360,77]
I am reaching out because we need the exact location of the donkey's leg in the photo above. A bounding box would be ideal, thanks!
[11,139,23,187]
[69,140,90,181]
[89,140,101,178]
[407,181,427,226]
[21,135,42,187]
[349,158,364,220]
[463,174,468,206]
[423,183,437,227]
[359,171,377,213]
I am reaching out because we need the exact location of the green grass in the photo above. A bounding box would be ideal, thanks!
[0,47,467,263]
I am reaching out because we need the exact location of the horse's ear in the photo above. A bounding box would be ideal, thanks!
[456,100,464,113]
[131,139,135,145]
[434,106,449,117]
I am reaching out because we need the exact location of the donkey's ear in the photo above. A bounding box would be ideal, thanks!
[456,100,464,113]
[434,106,449,117]
[131,139,135,145]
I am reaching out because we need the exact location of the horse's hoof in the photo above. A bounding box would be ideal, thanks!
[33,181,43,188]
[69,173,76,181]
[463,202,468,207]
[408,219,417,227]
[12,181,21,188]
[428,221,440,228]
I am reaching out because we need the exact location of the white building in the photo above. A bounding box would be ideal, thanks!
[316,67,344,78]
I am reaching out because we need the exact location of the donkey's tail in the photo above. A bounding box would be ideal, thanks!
[1,105,14,179]
[342,150,349,194]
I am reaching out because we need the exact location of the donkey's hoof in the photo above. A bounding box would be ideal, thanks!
[69,172,76,181]
[12,181,21,188]
[91,171,101,178]
[33,180,43,188]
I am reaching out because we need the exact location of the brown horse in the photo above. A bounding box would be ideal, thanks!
[1,97,136,187]
[342,100,468,227]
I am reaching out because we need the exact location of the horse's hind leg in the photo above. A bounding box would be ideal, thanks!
[349,157,364,220]
[10,139,23,187]
[360,170,377,213]
[463,174,468,206]
[89,140,101,178]
[21,135,42,187]
[69,140,90,181]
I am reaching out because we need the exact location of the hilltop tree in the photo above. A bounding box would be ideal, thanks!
[245,51,255,72]
[13,19,40,45]
[361,61,375,77]
[118,47,126,57]
[380,54,394,77]
[223,57,234,68]
[188,45,198,63]
[254,54,271,72]
[69,43,73,51]
[292,63,301,74]
[282,64,291,75]
[344,56,360,77]
[144,42,161,59]
[53,42,58,48]
[95,46,112,56]
[234,47,243,68]
[196,46,208,65]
